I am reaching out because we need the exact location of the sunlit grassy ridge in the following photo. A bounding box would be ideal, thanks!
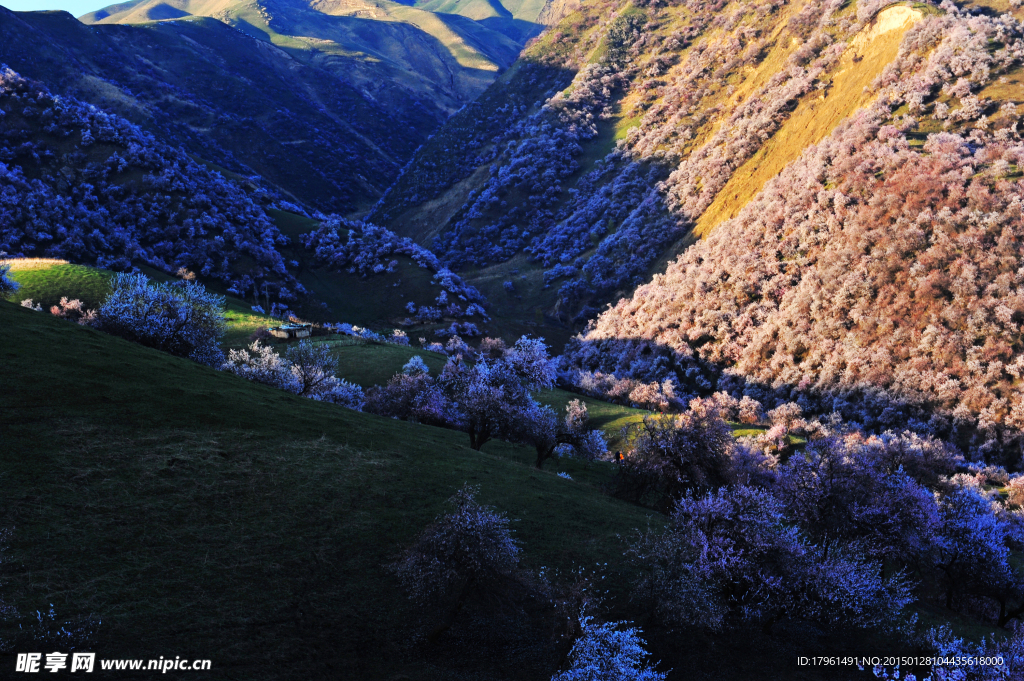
[694,4,925,235]
[2,259,277,347]
[1,257,772,454]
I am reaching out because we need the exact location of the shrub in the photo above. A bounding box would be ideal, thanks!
[49,298,97,326]
[872,625,1024,680]
[365,371,455,426]
[223,340,364,410]
[628,485,913,633]
[403,355,430,376]
[616,398,734,507]
[932,484,1016,613]
[520,399,608,469]
[222,341,298,392]
[96,272,225,366]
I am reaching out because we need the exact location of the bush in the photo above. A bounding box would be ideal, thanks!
[283,341,364,409]
[365,371,454,425]
[403,355,430,376]
[49,298,97,326]
[0,263,17,294]
[96,272,225,366]
[520,399,608,469]
[616,398,734,507]
[222,340,364,410]
[222,341,298,392]
[629,485,913,633]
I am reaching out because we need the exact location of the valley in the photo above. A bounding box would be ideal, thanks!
[3,0,1024,677]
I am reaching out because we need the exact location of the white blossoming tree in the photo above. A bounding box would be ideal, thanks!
[0,263,17,294]
[222,340,363,410]
[389,485,522,642]
[96,272,225,366]
[552,616,667,681]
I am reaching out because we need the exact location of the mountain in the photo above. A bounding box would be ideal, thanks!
[560,18,1024,460]
[79,0,568,125]
[0,65,491,330]
[369,0,1023,318]
[367,0,1024,457]
[0,65,296,296]
[0,6,433,214]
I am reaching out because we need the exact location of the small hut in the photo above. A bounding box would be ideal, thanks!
[269,323,312,339]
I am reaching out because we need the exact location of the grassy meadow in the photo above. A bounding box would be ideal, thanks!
[0,299,658,679]
[0,261,921,679]
[0,285,913,681]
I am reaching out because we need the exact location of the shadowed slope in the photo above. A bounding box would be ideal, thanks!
[81,0,554,121]
[0,6,427,212]
[0,298,654,679]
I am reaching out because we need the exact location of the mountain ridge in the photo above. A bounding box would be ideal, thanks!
[79,0,573,118]
[0,5,431,213]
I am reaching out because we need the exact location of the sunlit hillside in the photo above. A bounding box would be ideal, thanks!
[370,0,1024,335]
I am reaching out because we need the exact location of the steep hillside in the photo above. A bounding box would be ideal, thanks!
[0,66,298,299]
[80,0,571,137]
[0,295,934,681]
[562,4,1024,461]
[414,0,575,42]
[0,69,492,327]
[0,6,426,213]
[0,298,656,680]
[369,0,1023,332]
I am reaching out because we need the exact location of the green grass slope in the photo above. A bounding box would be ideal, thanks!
[0,299,926,679]
[289,336,650,449]
[0,298,656,679]
[0,256,718,455]
[265,209,483,332]
[2,259,278,347]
